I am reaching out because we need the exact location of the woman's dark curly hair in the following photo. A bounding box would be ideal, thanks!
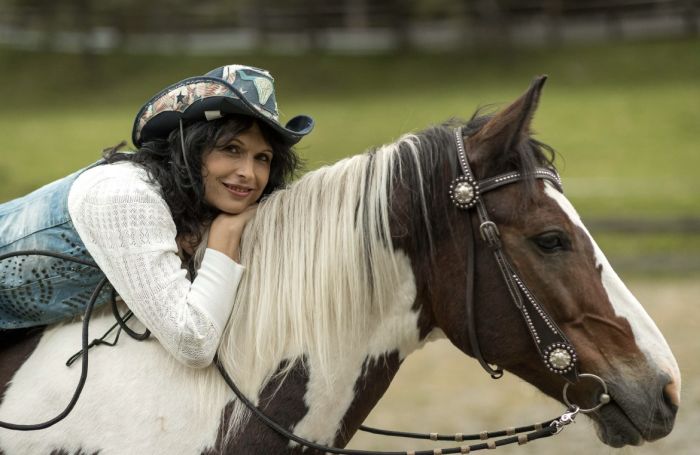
[103,115,302,249]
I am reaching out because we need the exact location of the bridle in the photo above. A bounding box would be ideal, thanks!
[450,125,610,413]
[0,127,610,453]
[450,126,578,383]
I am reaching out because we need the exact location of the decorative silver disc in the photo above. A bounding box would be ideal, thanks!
[454,183,474,204]
[449,176,480,209]
[549,348,572,370]
[543,342,577,374]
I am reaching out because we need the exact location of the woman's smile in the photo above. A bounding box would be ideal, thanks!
[202,122,272,214]
[221,181,255,198]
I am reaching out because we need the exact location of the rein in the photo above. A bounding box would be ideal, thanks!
[0,127,610,453]
[0,250,148,431]
[214,355,579,454]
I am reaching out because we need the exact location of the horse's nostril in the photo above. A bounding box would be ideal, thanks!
[662,379,681,412]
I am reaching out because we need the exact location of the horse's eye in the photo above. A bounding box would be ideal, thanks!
[533,231,569,253]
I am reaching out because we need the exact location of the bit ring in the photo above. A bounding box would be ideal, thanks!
[563,373,611,414]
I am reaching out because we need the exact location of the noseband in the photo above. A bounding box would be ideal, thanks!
[450,127,579,383]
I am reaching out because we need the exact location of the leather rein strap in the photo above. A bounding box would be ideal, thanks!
[450,127,579,384]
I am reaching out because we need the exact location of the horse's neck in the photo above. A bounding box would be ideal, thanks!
[224,251,427,451]
[301,351,406,448]
[213,352,404,453]
[289,319,424,446]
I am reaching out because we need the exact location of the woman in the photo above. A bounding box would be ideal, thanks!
[0,64,314,368]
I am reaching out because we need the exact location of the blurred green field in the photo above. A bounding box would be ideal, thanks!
[1,39,699,267]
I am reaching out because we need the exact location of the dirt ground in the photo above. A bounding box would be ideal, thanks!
[348,277,699,454]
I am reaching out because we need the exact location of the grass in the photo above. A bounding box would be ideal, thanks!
[1,39,699,266]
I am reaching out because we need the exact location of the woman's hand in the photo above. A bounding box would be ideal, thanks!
[207,205,258,262]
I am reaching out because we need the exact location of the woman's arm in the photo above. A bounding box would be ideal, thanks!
[67,163,245,368]
[207,206,258,262]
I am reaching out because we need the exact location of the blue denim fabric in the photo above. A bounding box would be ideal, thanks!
[0,163,112,329]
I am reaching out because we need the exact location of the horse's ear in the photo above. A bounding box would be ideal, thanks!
[468,75,547,167]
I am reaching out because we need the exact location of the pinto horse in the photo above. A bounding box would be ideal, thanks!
[0,78,680,454]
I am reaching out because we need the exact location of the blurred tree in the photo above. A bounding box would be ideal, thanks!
[682,0,699,35]
[1,0,58,50]
[0,0,696,53]
[390,0,410,51]
[344,0,368,28]
[543,0,563,44]
[472,0,510,48]
[306,0,325,51]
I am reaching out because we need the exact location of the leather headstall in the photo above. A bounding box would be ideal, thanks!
[450,127,579,384]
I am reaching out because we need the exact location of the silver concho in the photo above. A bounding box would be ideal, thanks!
[549,349,571,369]
[543,343,577,374]
[449,176,480,209]
[455,183,474,203]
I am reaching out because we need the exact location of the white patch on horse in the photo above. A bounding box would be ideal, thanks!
[0,308,230,454]
[544,185,681,396]
[289,252,423,446]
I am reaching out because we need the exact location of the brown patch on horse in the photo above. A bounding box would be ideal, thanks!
[387,126,525,356]
[492,183,645,401]
[203,352,402,454]
[483,184,679,445]
[0,327,44,406]
[203,358,311,454]
[334,352,402,447]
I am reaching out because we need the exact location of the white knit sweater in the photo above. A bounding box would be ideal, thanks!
[67,162,243,368]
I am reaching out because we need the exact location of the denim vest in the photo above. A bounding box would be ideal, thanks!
[0,163,113,329]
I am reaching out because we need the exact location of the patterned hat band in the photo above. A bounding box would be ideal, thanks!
[132,65,314,146]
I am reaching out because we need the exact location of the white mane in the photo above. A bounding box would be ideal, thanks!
[201,132,431,435]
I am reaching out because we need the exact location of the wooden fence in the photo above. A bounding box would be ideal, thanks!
[0,0,697,53]
[587,217,700,274]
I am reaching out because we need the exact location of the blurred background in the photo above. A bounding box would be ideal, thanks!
[0,0,698,453]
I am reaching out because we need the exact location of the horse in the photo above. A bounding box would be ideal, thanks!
[0,77,680,454]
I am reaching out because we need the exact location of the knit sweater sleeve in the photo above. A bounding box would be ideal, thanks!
[67,162,243,368]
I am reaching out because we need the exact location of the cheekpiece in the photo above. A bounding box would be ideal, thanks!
[449,175,480,209]
[543,342,577,375]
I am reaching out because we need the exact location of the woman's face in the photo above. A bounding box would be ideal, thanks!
[202,122,272,214]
